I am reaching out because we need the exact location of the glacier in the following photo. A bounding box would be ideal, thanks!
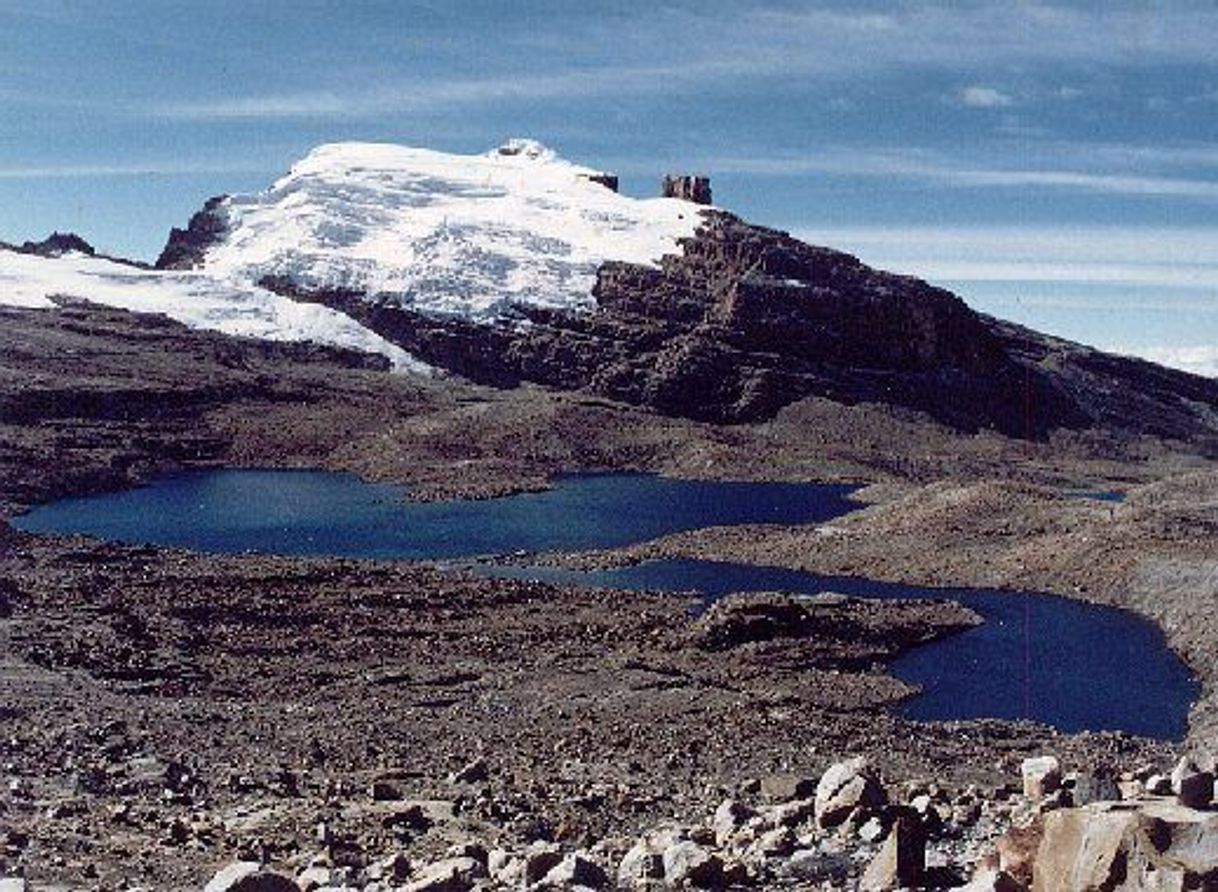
[0,249,430,373]
[197,139,706,318]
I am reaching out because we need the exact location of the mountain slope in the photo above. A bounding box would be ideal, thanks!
[145,138,1218,446]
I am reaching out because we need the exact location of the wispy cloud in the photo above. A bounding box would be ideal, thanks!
[959,86,1014,108]
[0,161,270,180]
[791,225,1218,289]
[149,3,1218,122]
[693,149,1218,200]
[153,61,751,120]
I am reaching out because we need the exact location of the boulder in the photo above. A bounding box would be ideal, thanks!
[203,862,297,892]
[662,841,724,888]
[542,852,609,888]
[859,818,924,891]
[1172,755,1215,809]
[753,825,797,858]
[1020,757,1061,801]
[618,840,665,885]
[815,757,886,828]
[402,856,485,892]
[0,880,26,892]
[521,842,563,885]
[712,798,755,844]
[1030,800,1218,891]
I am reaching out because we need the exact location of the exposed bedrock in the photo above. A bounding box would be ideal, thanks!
[258,211,1218,444]
[154,195,230,270]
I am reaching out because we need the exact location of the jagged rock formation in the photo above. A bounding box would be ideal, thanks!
[0,231,149,269]
[662,174,713,204]
[155,195,229,270]
[16,232,95,257]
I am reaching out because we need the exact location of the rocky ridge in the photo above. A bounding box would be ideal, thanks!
[252,211,1218,444]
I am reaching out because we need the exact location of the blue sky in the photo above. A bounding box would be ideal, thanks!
[2,1,1217,372]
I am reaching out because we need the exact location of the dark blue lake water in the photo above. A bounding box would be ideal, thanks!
[13,469,1195,738]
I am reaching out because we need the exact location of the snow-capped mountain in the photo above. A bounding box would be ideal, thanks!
[174,138,705,319]
[4,137,1215,445]
[0,248,427,372]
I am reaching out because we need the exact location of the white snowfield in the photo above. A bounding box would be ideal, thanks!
[0,249,430,373]
[0,139,704,372]
[200,138,705,318]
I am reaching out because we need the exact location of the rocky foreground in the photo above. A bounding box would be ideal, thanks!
[1,301,1217,889]
[4,526,1147,889]
[184,750,1218,891]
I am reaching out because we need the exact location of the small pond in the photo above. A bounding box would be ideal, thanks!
[13,469,1196,738]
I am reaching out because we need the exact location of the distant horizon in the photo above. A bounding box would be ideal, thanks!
[2,2,1216,375]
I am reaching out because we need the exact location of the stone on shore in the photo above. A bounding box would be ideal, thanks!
[815,756,886,829]
[1020,757,1061,801]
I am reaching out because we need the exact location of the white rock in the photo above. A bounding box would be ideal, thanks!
[1020,756,1061,801]
[203,862,297,892]
[541,852,609,888]
[662,841,723,888]
[815,757,886,828]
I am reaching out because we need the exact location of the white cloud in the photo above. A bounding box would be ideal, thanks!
[148,4,1218,121]
[0,161,269,179]
[960,86,1014,108]
[1121,345,1218,378]
[686,149,1218,200]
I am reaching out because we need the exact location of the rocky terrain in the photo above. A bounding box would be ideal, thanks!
[0,298,1215,889]
[3,140,1218,888]
[0,524,1181,890]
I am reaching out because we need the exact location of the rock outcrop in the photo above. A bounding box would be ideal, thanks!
[662,173,712,204]
[155,195,230,270]
[15,232,95,257]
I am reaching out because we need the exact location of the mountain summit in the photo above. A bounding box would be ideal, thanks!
[158,139,702,319]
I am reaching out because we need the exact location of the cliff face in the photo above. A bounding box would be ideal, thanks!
[257,212,1115,438]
